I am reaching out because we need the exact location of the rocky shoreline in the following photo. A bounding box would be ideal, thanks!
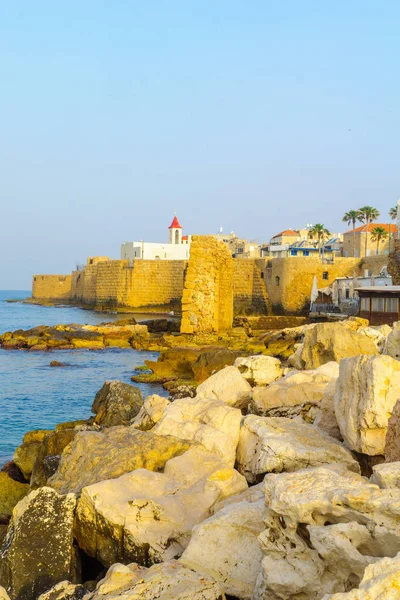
[2,318,400,598]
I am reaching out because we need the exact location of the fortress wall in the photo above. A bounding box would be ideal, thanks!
[124,260,187,308]
[181,236,233,334]
[32,274,72,301]
[233,259,271,315]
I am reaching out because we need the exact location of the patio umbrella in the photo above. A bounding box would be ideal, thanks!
[332,281,339,306]
[349,281,354,299]
[310,276,319,304]
[340,281,346,302]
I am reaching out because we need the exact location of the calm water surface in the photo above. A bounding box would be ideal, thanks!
[0,290,166,464]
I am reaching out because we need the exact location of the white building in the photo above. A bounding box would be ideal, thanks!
[121,215,191,261]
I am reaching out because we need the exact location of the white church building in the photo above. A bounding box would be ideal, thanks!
[121,215,191,261]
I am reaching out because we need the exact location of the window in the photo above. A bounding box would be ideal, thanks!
[345,289,350,299]
[303,250,309,256]
[372,297,385,312]
[322,272,329,280]
[290,250,298,256]
[386,298,399,313]
[361,297,370,311]
[275,276,280,287]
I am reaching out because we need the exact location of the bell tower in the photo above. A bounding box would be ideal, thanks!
[168,211,182,245]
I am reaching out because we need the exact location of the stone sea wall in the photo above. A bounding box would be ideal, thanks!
[32,274,72,301]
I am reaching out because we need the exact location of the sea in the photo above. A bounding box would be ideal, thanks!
[0,290,167,466]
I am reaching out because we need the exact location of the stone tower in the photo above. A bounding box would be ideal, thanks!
[169,213,182,245]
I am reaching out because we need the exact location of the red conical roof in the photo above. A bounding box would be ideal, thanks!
[169,215,182,229]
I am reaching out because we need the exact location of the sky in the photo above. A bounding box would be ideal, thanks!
[1,1,400,289]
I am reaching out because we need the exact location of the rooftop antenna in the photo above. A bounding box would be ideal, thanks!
[174,208,177,216]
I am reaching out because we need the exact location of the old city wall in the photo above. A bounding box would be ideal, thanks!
[265,255,389,314]
[233,259,272,315]
[181,236,233,334]
[32,274,72,301]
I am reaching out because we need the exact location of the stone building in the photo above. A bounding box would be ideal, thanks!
[343,223,398,257]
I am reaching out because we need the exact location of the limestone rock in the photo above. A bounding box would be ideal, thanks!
[48,427,191,494]
[130,394,170,430]
[74,450,247,568]
[314,377,342,440]
[236,416,359,483]
[30,428,78,489]
[301,322,378,369]
[384,321,400,359]
[89,560,224,600]
[335,354,400,455]
[385,399,400,462]
[287,343,305,369]
[92,380,143,427]
[359,325,391,353]
[37,581,86,600]
[191,348,244,383]
[195,366,252,409]
[371,462,400,488]
[0,587,10,600]
[233,355,283,386]
[153,396,242,466]
[322,553,400,599]
[0,487,78,600]
[0,473,29,521]
[181,492,264,599]
[13,430,51,480]
[251,361,338,417]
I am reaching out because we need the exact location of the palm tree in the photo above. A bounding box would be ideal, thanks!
[389,206,398,254]
[310,224,331,259]
[342,210,359,257]
[370,226,389,256]
[357,206,380,257]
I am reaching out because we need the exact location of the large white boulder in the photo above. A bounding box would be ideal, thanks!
[313,377,341,440]
[234,355,283,386]
[370,462,400,489]
[251,362,339,417]
[236,415,359,483]
[335,354,400,455]
[153,396,242,466]
[89,560,224,600]
[75,447,247,568]
[181,488,264,599]
[384,321,400,359]
[322,553,400,599]
[359,325,391,353]
[195,365,252,408]
[130,394,171,430]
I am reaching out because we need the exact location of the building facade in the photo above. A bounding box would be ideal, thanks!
[342,223,397,257]
[121,215,191,260]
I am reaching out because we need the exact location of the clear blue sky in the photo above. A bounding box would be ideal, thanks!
[1,1,399,289]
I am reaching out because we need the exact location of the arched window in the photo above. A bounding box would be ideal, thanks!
[175,230,180,244]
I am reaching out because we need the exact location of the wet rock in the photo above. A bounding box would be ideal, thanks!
[140,319,180,333]
[74,447,247,568]
[49,361,68,367]
[335,355,400,455]
[236,415,359,483]
[251,362,338,417]
[196,366,252,409]
[48,427,191,494]
[153,396,242,466]
[89,560,224,600]
[92,380,143,427]
[0,473,29,521]
[191,348,245,383]
[0,487,78,600]
[301,322,378,369]
[234,355,283,386]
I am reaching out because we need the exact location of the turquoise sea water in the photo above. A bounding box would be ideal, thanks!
[0,291,166,465]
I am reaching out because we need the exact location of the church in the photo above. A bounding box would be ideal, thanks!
[120,214,191,261]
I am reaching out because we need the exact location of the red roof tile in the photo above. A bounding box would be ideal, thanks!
[271,229,298,239]
[169,216,182,229]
